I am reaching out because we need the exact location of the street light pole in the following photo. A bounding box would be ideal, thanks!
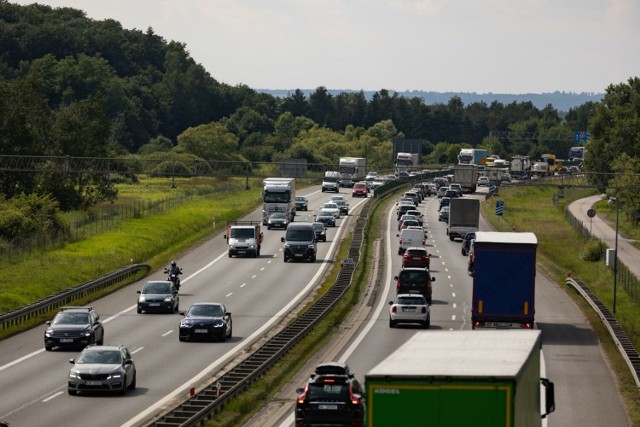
[613,201,619,314]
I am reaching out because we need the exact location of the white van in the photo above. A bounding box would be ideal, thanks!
[397,228,426,255]
[322,171,340,193]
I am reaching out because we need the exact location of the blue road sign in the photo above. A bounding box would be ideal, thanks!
[489,185,496,194]
[496,200,504,216]
[574,131,590,143]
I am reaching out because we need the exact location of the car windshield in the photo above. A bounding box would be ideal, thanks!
[313,224,324,231]
[318,211,332,217]
[77,350,122,364]
[54,312,90,325]
[189,304,223,317]
[270,213,286,219]
[397,296,425,305]
[286,229,314,241]
[296,197,305,201]
[323,203,337,209]
[229,228,255,239]
[143,282,171,294]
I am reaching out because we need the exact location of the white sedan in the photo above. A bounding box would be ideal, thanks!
[321,202,341,219]
[389,294,430,328]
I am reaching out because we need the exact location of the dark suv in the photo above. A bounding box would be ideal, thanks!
[44,306,104,351]
[394,267,436,303]
[295,362,365,427]
[282,222,317,262]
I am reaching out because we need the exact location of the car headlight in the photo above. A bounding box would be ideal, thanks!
[69,370,80,379]
[108,373,123,380]
[45,328,53,337]
[307,244,315,249]
[164,295,173,303]
[284,243,291,249]
[229,244,236,250]
[180,319,194,328]
[213,322,224,328]
[138,295,146,302]
[81,329,93,337]
[248,244,256,249]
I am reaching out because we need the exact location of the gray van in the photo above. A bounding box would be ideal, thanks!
[281,222,317,262]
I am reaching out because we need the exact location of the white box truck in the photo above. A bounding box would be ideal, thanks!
[262,178,295,225]
[338,157,366,187]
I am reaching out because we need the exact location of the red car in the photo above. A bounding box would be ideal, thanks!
[352,181,368,197]
[402,247,430,269]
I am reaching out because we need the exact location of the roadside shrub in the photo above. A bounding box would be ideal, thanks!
[580,239,605,262]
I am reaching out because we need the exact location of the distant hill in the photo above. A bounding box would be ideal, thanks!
[257,89,603,112]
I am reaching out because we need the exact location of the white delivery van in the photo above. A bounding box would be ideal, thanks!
[397,228,426,255]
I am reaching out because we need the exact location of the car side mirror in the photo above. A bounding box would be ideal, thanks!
[46,320,51,325]
[296,387,304,395]
[225,312,231,316]
[388,301,393,305]
[281,237,285,243]
[69,359,75,364]
[393,276,399,280]
[223,234,228,240]
[137,290,142,294]
[432,277,436,281]
[124,359,133,365]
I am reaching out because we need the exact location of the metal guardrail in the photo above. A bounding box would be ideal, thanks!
[566,277,640,388]
[0,264,151,331]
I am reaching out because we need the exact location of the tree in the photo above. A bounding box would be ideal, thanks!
[585,77,640,188]
[176,122,241,162]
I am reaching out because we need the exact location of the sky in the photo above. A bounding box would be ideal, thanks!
[11,0,640,94]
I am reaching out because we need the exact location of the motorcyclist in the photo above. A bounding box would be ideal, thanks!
[165,261,182,288]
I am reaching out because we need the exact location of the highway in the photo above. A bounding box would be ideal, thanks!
[0,186,630,427]
[0,188,369,427]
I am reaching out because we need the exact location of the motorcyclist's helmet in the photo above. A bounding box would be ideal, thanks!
[171,261,176,267]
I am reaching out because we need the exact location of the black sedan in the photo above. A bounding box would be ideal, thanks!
[267,212,289,229]
[313,222,327,242]
[295,196,309,211]
[179,303,232,342]
[315,210,336,227]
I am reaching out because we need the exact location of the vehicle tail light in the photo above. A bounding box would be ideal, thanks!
[296,386,307,404]
[391,305,397,313]
[521,322,533,329]
[421,239,425,245]
[399,238,403,244]
[421,306,427,313]
[350,388,361,405]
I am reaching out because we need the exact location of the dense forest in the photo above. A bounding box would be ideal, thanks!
[0,1,638,242]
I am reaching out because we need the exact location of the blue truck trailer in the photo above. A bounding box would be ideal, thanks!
[471,231,537,329]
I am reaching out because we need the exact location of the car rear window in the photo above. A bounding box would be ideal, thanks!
[399,270,429,283]
[307,383,349,399]
[406,249,426,256]
[397,296,425,305]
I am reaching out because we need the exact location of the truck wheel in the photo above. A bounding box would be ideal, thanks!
[449,234,454,241]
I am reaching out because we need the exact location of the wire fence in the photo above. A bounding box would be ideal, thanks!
[565,207,640,306]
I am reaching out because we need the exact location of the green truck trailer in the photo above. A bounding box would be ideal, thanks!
[365,330,555,427]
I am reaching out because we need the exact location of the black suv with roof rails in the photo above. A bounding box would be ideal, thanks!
[295,362,365,426]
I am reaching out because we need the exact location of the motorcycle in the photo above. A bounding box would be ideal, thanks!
[164,267,182,290]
